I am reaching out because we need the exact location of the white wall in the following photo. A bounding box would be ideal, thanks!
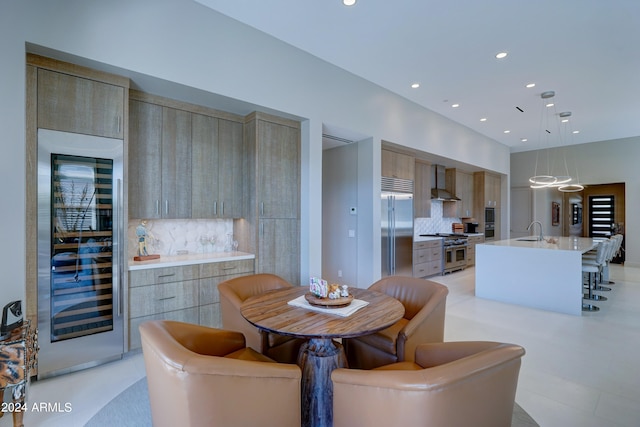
[511,136,640,267]
[0,0,510,303]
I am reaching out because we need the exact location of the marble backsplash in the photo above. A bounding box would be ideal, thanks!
[414,200,461,236]
[128,218,235,258]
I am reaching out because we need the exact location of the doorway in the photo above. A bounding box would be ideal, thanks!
[583,183,625,263]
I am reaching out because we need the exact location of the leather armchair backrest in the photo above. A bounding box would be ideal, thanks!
[140,320,302,427]
[371,276,448,319]
[332,341,525,427]
[218,273,295,353]
[219,273,293,303]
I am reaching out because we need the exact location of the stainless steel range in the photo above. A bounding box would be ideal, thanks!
[442,234,468,274]
[419,233,468,274]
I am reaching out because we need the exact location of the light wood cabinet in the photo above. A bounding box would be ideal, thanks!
[129,100,162,219]
[414,160,432,218]
[128,259,254,349]
[242,112,301,284]
[473,171,501,239]
[37,68,125,139]
[413,240,443,277]
[256,119,300,219]
[466,234,485,266]
[382,149,414,180]
[445,169,474,218]
[198,259,254,328]
[474,171,501,208]
[191,115,244,218]
[128,100,192,219]
[162,107,192,218]
[258,219,300,284]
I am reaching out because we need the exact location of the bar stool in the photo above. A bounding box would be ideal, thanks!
[584,238,613,292]
[602,234,623,285]
[582,239,609,311]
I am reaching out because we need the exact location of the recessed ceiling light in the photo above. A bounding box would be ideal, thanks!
[411,83,420,89]
[343,0,356,5]
[572,130,580,134]
[561,119,569,123]
[495,52,508,59]
[451,103,460,108]
[521,138,528,142]
[480,118,487,122]
[546,102,554,107]
[526,83,536,88]
[503,130,511,134]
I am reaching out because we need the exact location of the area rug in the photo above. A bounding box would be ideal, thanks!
[85,377,539,426]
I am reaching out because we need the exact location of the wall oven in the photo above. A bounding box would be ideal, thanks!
[485,207,495,240]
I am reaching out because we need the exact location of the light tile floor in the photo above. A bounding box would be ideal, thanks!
[4,264,639,427]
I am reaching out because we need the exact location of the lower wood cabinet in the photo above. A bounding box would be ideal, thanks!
[466,235,485,266]
[128,259,254,350]
[413,240,443,277]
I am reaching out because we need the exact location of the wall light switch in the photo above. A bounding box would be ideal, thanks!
[348,229,355,238]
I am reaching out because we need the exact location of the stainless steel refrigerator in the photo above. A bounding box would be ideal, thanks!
[381,177,414,277]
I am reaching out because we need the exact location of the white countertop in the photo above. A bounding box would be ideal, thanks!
[414,235,443,242]
[482,236,597,253]
[128,251,255,271]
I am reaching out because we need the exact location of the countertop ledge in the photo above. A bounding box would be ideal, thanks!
[128,252,255,271]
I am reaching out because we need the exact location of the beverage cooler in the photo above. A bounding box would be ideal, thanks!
[37,129,124,378]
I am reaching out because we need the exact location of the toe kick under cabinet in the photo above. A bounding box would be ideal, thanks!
[128,259,254,350]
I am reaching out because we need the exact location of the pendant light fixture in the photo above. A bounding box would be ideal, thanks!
[529,91,583,192]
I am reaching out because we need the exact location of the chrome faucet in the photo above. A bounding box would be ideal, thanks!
[527,221,544,241]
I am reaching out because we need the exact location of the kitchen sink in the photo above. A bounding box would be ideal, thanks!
[516,238,540,241]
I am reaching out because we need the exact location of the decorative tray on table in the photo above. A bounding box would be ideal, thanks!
[305,293,354,308]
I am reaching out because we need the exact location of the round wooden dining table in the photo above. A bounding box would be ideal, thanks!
[241,286,404,427]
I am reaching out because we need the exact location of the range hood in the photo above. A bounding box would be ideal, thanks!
[431,165,461,201]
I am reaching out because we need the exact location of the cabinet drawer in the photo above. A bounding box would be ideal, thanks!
[129,307,199,350]
[414,239,442,250]
[199,259,254,278]
[129,265,199,287]
[413,260,442,277]
[415,247,442,263]
[129,279,199,317]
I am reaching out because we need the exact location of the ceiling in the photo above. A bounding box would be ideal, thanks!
[194,0,640,153]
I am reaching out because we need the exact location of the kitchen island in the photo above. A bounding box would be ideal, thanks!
[475,236,598,315]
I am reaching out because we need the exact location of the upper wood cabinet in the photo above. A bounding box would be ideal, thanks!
[256,119,300,219]
[191,115,244,218]
[445,169,474,218]
[128,100,192,219]
[242,112,301,284]
[382,149,414,181]
[129,100,163,219]
[474,171,501,208]
[37,68,125,139]
[414,160,432,218]
[161,107,192,218]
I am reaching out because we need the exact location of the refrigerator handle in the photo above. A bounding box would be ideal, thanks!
[116,178,124,318]
[390,195,396,275]
[386,195,392,275]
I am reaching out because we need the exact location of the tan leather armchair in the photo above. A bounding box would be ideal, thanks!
[140,320,301,427]
[333,341,526,427]
[344,276,448,369]
[218,273,305,363]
